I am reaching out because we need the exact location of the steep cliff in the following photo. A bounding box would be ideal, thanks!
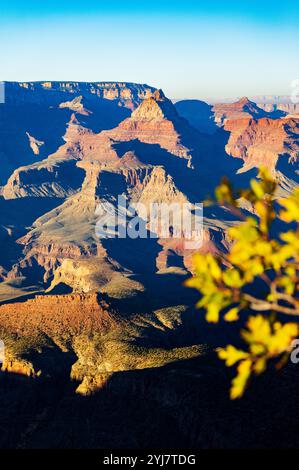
[224,117,299,175]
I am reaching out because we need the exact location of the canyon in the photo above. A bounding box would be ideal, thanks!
[0,82,298,448]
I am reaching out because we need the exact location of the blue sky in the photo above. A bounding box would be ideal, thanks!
[1,1,298,99]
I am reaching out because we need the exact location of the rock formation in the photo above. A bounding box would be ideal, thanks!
[207,97,299,185]
[224,117,299,174]
[212,97,274,125]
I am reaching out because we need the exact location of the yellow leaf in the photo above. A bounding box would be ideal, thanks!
[224,307,239,322]
[279,190,299,222]
[249,343,266,356]
[251,179,264,199]
[206,303,220,323]
[215,178,235,205]
[184,277,201,289]
[258,167,274,182]
[230,359,252,399]
[207,254,222,281]
[223,269,243,288]
[218,345,249,366]
[268,323,298,355]
[253,358,267,375]
[242,315,271,345]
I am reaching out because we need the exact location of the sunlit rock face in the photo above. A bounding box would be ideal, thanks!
[213,97,265,124]
[208,98,299,186]
[4,81,158,108]
[224,117,299,173]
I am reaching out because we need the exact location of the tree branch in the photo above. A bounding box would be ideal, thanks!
[244,294,299,316]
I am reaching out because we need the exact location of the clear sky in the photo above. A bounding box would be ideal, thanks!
[1,1,299,99]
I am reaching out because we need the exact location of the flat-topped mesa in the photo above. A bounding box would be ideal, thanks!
[3,81,158,109]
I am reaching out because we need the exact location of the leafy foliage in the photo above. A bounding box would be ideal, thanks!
[186,169,299,399]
